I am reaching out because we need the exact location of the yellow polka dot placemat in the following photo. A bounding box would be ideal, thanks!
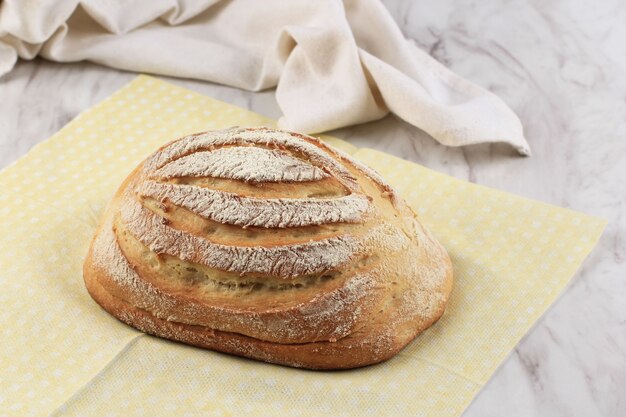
[0,75,605,417]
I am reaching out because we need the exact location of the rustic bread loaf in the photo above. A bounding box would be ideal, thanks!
[83,127,453,369]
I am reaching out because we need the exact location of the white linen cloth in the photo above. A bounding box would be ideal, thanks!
[0,0,530,155]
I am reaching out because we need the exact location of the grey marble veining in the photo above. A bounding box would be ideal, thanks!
[0,0,625,416]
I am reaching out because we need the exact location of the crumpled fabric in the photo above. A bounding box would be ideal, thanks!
[0,0,530,154]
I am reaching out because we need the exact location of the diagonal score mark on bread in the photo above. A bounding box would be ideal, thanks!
[137,180,371,229]
[153,147,329,183]
[83,127,453,369]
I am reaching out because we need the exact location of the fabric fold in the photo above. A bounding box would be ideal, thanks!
[0,0,530,154]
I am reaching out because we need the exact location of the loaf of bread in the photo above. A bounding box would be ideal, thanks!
[83,127,453,369]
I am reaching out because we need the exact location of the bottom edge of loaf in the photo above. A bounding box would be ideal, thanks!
[83,264,446,370]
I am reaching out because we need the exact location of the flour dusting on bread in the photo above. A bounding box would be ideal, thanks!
[137,180,371,228]
[154,147,328,183]
[83,127,453,369]
[120,196,359,278]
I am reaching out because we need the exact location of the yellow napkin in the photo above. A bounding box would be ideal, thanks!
[0,76,605,417]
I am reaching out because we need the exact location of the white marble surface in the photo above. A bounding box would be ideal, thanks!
[1,0,625,415]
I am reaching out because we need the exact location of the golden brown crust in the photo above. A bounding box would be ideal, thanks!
[84,249,451,370]
[83,127,453,369]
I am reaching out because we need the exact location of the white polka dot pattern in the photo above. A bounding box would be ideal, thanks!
[0,76,606,417]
